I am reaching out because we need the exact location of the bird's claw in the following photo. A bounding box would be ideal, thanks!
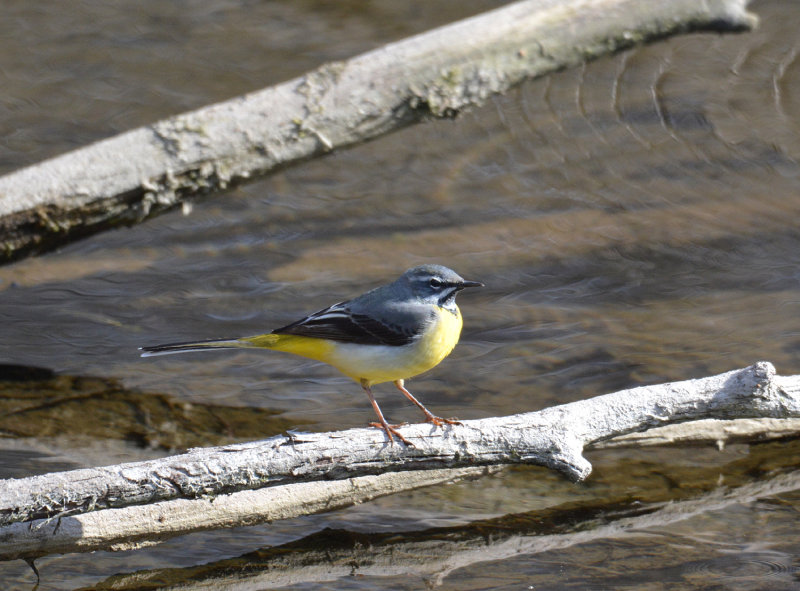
[368,421,414,447]
[425,414,461,427]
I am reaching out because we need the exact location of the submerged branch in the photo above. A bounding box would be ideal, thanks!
[82,469,800,590]
[0,0,756,263]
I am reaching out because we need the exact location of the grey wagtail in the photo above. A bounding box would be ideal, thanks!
[140,264,483,445]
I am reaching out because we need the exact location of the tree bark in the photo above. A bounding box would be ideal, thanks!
[1,362,798,561]
[0,0,756,264]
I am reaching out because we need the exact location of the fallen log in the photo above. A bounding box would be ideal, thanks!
[0,0,756,263]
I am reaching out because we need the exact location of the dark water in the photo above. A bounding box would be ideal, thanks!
[2,0,800,588]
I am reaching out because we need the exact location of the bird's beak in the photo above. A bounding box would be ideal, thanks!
[459,280,484,289]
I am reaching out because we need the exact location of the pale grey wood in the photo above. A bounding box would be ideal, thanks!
[1,362,797,532]
[1,362,798,562]
[4,417,797,563]
[0,0,756,263]
[594,417,800,449]
[21,470,800,586]
[0,467,497,561]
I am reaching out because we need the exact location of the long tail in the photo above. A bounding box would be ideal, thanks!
[139,334,280,357]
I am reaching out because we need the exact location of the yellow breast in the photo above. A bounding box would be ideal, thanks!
[414,305,463,372]
[315,305,463,385]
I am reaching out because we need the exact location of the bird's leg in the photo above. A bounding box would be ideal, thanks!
[361,379,413,446]
[394,379,462,426]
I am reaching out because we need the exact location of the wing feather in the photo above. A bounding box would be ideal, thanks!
[272,302,417,346]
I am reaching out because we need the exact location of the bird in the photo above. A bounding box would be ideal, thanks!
[140,264,483,445]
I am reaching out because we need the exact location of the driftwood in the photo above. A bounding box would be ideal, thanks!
[1,361,799,562]
[0,0,756,263]
[84,470,800,590]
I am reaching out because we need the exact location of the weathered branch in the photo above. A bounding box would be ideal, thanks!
[0,0,755,263]
[82,469,800,590]
[0,467,499,562]
[594,417,800,449]
[0,362,798,562]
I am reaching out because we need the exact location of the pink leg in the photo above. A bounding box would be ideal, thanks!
[361,379,413,446]
[394,379,462,426]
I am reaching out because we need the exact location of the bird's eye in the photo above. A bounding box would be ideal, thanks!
[429,277,443,288]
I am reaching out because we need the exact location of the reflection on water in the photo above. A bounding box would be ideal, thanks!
[2,0,800,588]
[0,364,310,478]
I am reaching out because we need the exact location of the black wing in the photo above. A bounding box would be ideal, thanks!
[272,302,417,346]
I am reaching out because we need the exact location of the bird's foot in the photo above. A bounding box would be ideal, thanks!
[424,414,462,427]
[368,421,414,447]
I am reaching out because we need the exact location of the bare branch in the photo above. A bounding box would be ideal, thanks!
[0,362,798,562]
[30,470,800,587]
[595,417,800,449]
[0,467,498,561]
[0,0,756,263]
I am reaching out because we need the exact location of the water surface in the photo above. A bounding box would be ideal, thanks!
[2,0,800,588]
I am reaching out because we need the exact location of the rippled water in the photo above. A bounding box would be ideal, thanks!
[2,0,800,589]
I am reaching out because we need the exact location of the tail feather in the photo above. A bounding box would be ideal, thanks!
[139,337,255,357]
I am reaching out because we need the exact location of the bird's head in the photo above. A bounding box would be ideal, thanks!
[400,264,483,309]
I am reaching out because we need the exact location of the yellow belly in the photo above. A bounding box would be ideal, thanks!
[247,306,463,385]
